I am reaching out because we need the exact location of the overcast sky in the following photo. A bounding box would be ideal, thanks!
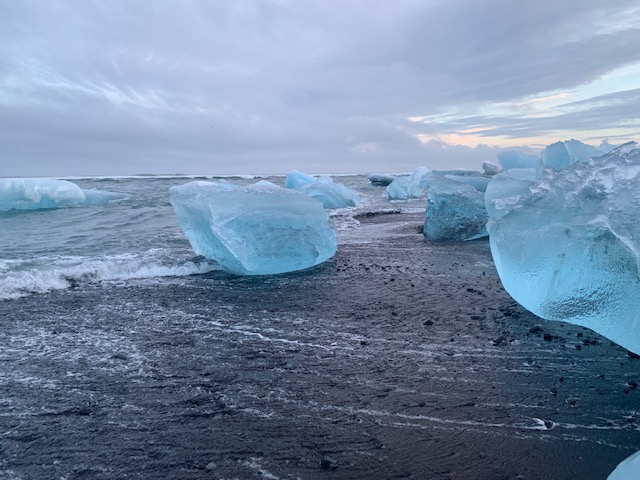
[1,0,639,177]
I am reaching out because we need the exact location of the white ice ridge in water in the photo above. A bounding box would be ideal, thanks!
[0,178,127,211]
[609,450,640,479]
[169,180,337,275]
[285,171,359,209]
[487,141,640,354]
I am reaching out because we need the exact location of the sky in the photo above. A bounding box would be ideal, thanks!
[1,0,639,177]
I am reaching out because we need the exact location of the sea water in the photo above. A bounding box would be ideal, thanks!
[0,174,421,300]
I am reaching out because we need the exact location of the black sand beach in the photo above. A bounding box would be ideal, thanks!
[1,213,639,479]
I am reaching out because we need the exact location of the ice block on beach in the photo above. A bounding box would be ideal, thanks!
[386,166,429,200]
[170,180,337,275]
[285,171,360,208]
[487,142,640,355]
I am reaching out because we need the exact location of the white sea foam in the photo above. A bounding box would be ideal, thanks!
[0,251,218,300]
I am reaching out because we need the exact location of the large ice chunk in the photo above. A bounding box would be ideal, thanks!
[368,173,395,186]
[487,142,640,354]
[386,166,429,200]
[537,139,602,177]
[170,181,337,275]
[0,178,86,211]
[497,150,538,170]
[609,450,640,479]
[285,171,359,209]
[424,172,488,241]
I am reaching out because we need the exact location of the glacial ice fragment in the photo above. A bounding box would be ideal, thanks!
[0,178,86,211]
[497,150,538,170]
[487,142,640,354]
[169,181,337,275]
[424,172,488,241]
[368,173,395,186]
[386,166,429,200]
[536,139,602,177]
[608,450,640,480]
[285,171,360,209]
[482,161,502,176]
[443,174,490,192]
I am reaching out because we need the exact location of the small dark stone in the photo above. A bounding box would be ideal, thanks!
[470,315,483,320]
[543,334,553,341]
[320,456,338,471]
[549,388,558,396]
[566,397,577,407]
[493,336,508,347]
[597,373,605,379]
[559,377,565,382]
[360,340,369,346]
[424,319,434,326]
[391,311,398,316]
[544,420,554,429]
[575,345,582,351]
[626,381,638,390]
[529,325,543,334]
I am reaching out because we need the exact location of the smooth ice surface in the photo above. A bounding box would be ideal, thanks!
[487,142,640,354]
[386,166,429,200]
[497,150,538,170]
[443,174,490,192]
[608,450,640,480]
[285,171,359,208]
[0,178,86,211]
[285,170,317,190]
[537,139,602,177]
[170,180,337,275]
[368,173,395,186]
[424,172,488,241]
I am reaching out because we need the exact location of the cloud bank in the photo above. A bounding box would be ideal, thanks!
[1,0,639,176]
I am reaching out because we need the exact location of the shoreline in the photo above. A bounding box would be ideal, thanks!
[1,213,638,479]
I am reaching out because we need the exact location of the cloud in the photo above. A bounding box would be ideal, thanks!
[0,0,638,176]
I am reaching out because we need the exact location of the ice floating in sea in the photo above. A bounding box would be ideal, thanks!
[386,166,429,200]
[285,171,360,209]
[487,141,640,355]
[424,172,488,241]
[0,178,127,211]
[608,450,640,479]
[170,180,337,275]
[368,173,395,186]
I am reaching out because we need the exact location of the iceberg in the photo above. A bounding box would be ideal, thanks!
[482,161,502,176]
[537,139,602,177]
[368,173,395,186]
[609,450,640,480]
[0,178,128,211]
[487,141,640,354]
[285,171,360,209]
[386,166,429,200]
[424,172,488,241]
[497,150,538,170]
[170,180,337,275]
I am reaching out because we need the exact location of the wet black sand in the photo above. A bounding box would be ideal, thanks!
[1,213,639,479]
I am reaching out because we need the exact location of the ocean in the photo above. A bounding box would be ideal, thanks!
[1,174,639,479]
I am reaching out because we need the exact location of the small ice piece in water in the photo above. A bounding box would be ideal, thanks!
[487,141,640,354]
[536,139,602,177]
[0,178,86,211]
[608,450,640,480]
[81,189,129,205]
[482,161,502,176]
[285,171,360,209]
[368,173,395,186]
[424,172,488,241]
[386,166,429,200]
[170,180,337,275]
[497,150,538,170]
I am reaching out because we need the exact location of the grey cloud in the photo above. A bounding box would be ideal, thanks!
[0,0,638,176]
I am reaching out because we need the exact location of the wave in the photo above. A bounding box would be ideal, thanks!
[0,251,219,301]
